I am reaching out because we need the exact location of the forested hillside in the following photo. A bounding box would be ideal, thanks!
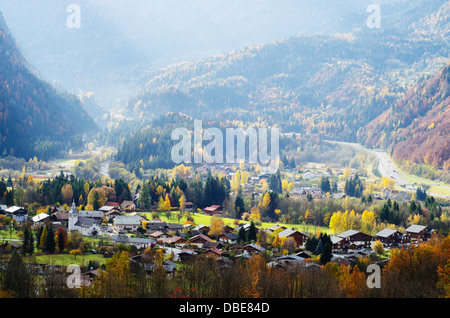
[360,62,450,170]
[115,0,450,170]
[0,12,97,160]
[126,31,447,141]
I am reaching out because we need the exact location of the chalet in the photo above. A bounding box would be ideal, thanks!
[147,220,168,233]
[105,210,122,219]
[167,223,184,233]
[203,241,224,250]
[51,212,69,227]
[337,230,374,249]
[295,250,312,259]
[185,202,194,211]
[6,206,27,215]
[149,231,169,241]
[405,225,434,242]
[219,232,238,244]
[189,234,212,246]
[193,224,210,233]
[243,243,266,254]
[178,250,198,263]
[277,228,309,247]
[111,235,155,249]
[203,205,221,216]
[330,236,346,252]
[0,205,7,214]
[203,247,223,259]
[376,228,410,245]
[267,224,287,233]
[5,206,27,224]
[147,221,168,233]
[161,236,186,246]
[0,241,22,254]
[99,205,120,213]
[113,216,141,233]
[222,225,234,234]
[120,200,136,210]
[331,256,352,266]
[275,255,306,267]
[130,255,178,275]
[31,213,50,224]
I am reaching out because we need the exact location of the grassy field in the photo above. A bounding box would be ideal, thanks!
[141,211,331,235]
[26,253,107,267]
[0,252,108,268]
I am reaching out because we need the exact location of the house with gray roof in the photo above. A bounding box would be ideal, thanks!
[113,215,142,233]
[405,225,435,241]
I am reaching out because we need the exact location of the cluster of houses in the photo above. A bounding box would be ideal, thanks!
[0,198,439,279]
[107,217,437,275]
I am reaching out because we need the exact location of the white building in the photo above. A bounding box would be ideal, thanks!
[68,201,101,237]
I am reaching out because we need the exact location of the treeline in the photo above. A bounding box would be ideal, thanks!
[137,171,230,211]
[0,171,132,216]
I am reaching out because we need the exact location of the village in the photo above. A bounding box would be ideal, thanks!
[0,192,439,289]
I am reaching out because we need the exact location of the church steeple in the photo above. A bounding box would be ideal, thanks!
[72,199,76,211]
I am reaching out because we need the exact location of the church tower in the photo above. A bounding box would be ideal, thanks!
[68,200,78,232]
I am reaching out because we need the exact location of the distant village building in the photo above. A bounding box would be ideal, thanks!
[113,216,142,233]
[203,205,222,216]
[337,230,374,249]
[375,228,410,246]
[5,206,27,224]
[405,225,435,242]
[381,187,392,200]
[120,200,136,210]
[277,228,308,247]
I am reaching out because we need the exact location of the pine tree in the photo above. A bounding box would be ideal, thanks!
[247,222,257,242]
[45,227,56,253]
[315,238,323,255]
[238,227,246,243]
[320,243,332,265]
[22,226,31,256]
[138,183,151,209]
[234,194,245,219]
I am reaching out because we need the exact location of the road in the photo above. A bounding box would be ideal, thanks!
[99,160,111,178]
[325,140,450,199]
[328,141,408,185]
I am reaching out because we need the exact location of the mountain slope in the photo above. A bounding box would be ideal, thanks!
[0,12,97,160]
[359,62,450,169]
[125,29,448,141]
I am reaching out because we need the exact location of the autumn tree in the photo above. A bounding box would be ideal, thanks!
[55,227,68,252]
[88,188,107,210]
[208,216,225,239]
[61,184,74,204]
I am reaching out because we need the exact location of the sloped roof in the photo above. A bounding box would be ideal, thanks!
[376,228,398,238]
[405,225,428,233]
[32,213,49,223]
[75,218,99,228]
[337,229,360,238]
